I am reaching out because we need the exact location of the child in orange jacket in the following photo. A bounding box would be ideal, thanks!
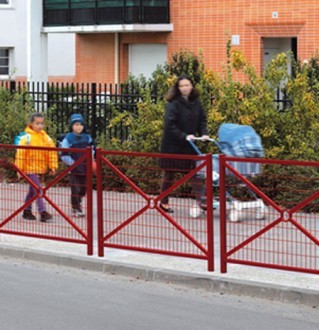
[15,113,58,222]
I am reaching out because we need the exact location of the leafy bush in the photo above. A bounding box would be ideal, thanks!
[100,44,319,209]
[0,88,34,145]
[3,46,319,210]
[102,49,215,154]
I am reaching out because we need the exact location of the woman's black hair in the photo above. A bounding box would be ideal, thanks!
[165,75,200,102]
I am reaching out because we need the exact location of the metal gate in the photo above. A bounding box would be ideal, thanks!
[219,155,319,274]
[0,144,93,255]
[96,149,214,271]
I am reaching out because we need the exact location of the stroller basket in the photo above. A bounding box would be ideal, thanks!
[214,123,263,177]
[187,124,266,222]
[218,123,264,158]
[212,154,262,177]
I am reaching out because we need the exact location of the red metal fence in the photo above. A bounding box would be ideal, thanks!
[96,149,214,271]
[0,144,93,255]
[1,143,319,274]
[219,155,319,275]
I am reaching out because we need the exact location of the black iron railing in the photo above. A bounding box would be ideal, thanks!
[0,81,153,141]
[273,88,292,112]
[0,80,291,140]
[43,0,170,26]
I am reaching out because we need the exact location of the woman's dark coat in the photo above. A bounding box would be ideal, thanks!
[159,96,208,170]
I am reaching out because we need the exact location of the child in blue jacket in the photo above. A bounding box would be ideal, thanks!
[60,114,94,217]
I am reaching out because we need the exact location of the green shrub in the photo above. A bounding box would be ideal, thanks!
[0,88,34,144]
[3,46,319,210]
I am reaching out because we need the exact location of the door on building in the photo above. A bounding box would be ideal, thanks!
[263,37,297,110]
[128,44,167,79]
[263,37,297,74]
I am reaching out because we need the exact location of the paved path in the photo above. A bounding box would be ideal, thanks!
[0,234,318,307]
[0,183,318,307]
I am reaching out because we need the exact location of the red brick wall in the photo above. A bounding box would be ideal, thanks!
[71,0,319,83]
[119,42,129,83]
[75,34,115,83]
[169,0,319,77]
[48,76,76,83]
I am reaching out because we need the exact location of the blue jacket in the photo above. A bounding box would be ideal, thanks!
[60,132,94,173]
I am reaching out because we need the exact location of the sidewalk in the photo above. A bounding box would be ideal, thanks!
[0,234,318,307]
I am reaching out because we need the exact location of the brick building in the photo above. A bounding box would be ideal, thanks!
[57,1,319,83]
[2,1,319,83]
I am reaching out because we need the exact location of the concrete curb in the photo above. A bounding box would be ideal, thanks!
[0,245,318,307]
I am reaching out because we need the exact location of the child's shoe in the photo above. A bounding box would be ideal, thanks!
[72,208,85,218]
[198,198,207,211]
[159,203,174,213]
[199,202,207,211]
[40,211,53,223]
[22,210,36,221]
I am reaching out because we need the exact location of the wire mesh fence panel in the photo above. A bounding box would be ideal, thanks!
[97,150,214,269]
[0,144,93,255]
[219,156,319,274]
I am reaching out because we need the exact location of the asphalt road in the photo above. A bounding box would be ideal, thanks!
[0,256,318,330]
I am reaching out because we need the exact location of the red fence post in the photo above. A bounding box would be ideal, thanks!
[96,149,104,257]
[219,154,227,273]
[86,147,94,255]
[206,153,214,271]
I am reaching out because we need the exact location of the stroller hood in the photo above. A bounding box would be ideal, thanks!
[218,123,264,158]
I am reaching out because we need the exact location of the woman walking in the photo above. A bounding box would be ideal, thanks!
[159,75,209,213]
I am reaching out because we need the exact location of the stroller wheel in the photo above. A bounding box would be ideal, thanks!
[213,199,219,209]
[229,210,240,222]
[256,207,266,220]
[189,206,201,218]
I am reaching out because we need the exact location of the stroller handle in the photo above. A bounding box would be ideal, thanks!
[187,137,219,155]
[191,137,216,142]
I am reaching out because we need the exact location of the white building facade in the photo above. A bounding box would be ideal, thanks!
[0,0,74,82]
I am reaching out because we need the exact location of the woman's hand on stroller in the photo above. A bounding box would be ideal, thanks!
[186,134,196,141]
[201,135,210,141]
[186,134,215,142]
[186,135,210,141]
[187,135,211,141]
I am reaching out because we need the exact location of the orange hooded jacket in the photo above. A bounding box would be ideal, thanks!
[15,126,58,174]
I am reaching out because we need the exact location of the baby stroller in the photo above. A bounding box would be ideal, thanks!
[188,123,266,222]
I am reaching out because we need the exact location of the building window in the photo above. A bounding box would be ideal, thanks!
[0,0,9,4]
[129,44,167,79]
[0,49,9,76]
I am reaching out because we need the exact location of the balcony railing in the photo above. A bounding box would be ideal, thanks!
[43,0,170,26]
